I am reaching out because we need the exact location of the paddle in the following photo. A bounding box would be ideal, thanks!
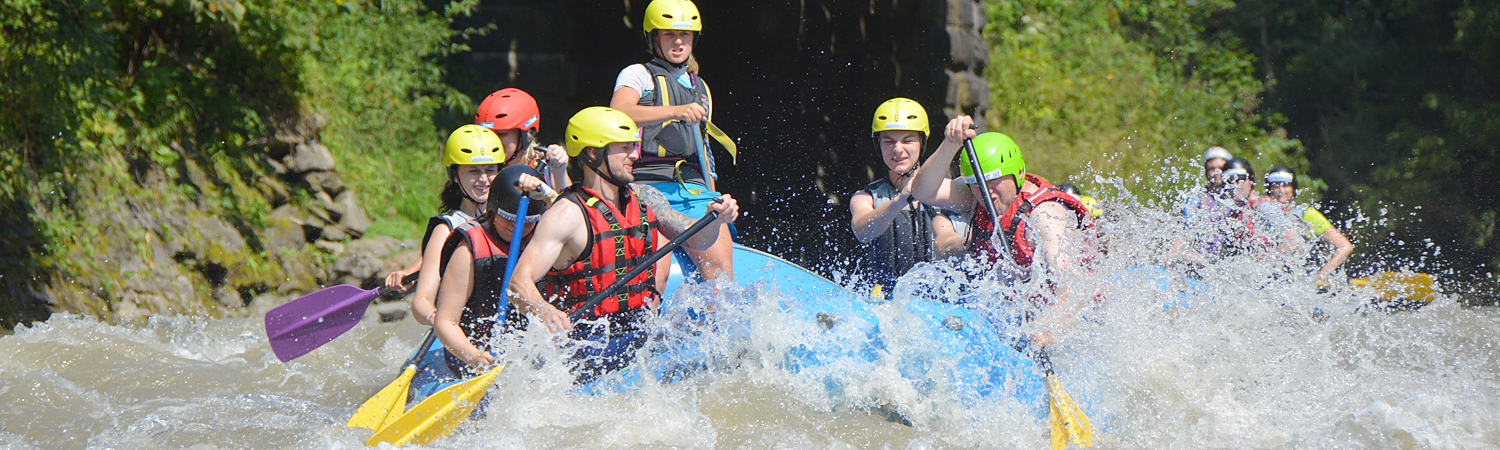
[567,205,721,322]
[965,127,1095,448]
[1036,351,1096,450]
[357,193,537,443]
[961,125,1023,281]
[347,330,437,430]
[266,272,418,362]
[496,196,530,331]
[1351,271,1438,310]
[365,364,504,447]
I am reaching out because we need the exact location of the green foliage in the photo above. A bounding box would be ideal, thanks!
[0,0,478,323]
[982,0,1309,207]
[272,0,485,239]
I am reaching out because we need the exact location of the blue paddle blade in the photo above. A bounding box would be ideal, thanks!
[265,284,380,362]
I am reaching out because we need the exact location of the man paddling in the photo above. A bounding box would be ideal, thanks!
[508,107,738,383]
[908,116,1096,345]
[432,165,553,375]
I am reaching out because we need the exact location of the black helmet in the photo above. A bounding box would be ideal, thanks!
[1264,165,1297,191]
[487,165,549,223]
[1222,157,1255,183]
[1054,182,1083,198]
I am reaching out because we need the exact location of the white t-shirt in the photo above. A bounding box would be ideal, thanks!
[614,63,699,100]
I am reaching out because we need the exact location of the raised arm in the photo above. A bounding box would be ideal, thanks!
[909,116,978,211]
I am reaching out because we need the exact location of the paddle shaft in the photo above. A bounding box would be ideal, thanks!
[962,127,1019,269]
[495,196,529,329]
[567,209,720,322]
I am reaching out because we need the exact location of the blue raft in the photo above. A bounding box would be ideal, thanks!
[402,244,1051,415]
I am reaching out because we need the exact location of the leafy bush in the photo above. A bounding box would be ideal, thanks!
[982,0,1311,207]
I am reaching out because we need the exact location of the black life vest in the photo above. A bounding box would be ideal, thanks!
[439,220,529,350]
[635,59,711,185]
[542,186,660,325]
[420,210,473,250]
[862,178,940,288]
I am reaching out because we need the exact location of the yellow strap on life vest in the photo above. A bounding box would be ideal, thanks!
[705,121,736,165]
[654,74,673,157]
[701,81,737,165]
[673,160,702,195]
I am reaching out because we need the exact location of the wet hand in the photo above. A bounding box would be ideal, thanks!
[544,144,568,170]
[384,269,414,292]
[708,195,739,225]
[535,305,572,333]
[943,115,977,145]
[677,103,707,123]
[515,173,545,196]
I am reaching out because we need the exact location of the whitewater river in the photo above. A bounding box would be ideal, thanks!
[3,214,1499,449]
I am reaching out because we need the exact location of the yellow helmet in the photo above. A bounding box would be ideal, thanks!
[643,0,702,33]
[871,98,930,139]
[564,107,641,157]
[444,124,505,166]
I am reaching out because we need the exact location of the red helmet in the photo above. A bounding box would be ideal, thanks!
[474,88,540,133]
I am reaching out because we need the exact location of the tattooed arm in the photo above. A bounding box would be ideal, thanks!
[631,182,738,251]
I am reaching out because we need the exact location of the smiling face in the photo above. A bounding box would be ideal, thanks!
[655,29,695,64]
[877,130,922,175]
[592,141,641,183]
[454,163,499,204]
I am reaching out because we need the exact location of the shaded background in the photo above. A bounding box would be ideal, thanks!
[437,0,986,277]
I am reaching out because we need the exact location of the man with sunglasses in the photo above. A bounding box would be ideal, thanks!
[507,107,738,383]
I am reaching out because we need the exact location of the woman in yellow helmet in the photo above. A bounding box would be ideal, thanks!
[608,0,736,284]
[384,125,505,327]
[849,98,970,295]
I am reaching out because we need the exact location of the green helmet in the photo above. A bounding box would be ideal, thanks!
[871,98,929,139]
[959,132,1025,191]
[564,107,641,157]
[643,0,702,33]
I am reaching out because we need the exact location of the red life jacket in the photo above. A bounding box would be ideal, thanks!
[439,219,531,348]
[971,174,1092,268]
[543,186,660,319]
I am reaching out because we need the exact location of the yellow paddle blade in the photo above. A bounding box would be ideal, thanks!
[366,366,503,447]
[1362,272,1439,303]
[346,365,416,430]
[705,121,736,164]
[1047,374,1095,449]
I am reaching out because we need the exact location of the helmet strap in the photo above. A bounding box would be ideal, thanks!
[451,166,488,216]
[581,147,631,191]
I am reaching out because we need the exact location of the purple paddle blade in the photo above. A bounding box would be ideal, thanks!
[265,284,380,362]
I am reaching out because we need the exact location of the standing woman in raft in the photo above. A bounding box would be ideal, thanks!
[610,0,737,283]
